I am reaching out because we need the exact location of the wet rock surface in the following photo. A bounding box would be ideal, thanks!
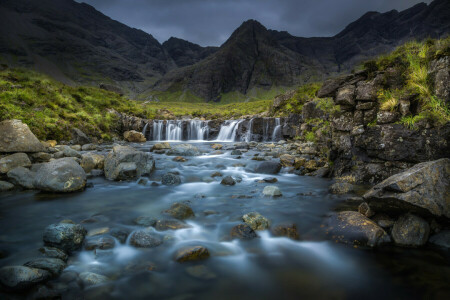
[43,223,87,253]
[175,245,210,263]
[129,230,163,248]
[104,145,155,181]
[34,158,87,192]
[0,120,45,153]
[391,214,430,247]
[230,224,258,240]
[0,266,51,291]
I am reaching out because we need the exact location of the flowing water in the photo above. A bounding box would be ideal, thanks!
[0,142,449,299]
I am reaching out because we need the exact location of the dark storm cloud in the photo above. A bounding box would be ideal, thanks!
[76,0,432,46]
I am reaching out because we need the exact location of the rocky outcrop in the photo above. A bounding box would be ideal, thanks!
[34,158,86,192]
[104,145,155,181]
[123,130,146,143]
[0,120,45,153]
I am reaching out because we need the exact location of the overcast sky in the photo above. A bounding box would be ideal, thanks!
[76,0,432,46]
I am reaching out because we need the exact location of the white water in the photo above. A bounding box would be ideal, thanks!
[272,118,281,141]
[245,118,254,142]
[188,119,209,140]
[216,120,243,142]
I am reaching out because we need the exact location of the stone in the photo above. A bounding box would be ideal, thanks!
[151,142,171,151]
[242,212,270,230]
[175,246,210,263]
[129,230,163,248]
[230,224,258,240]
[23,258,66,276]
[0,153,31,173]
[371,214,395,229]
[155,219,192,231]
[61,146,81,158]
[429,230,450,248]
[279,154,295,167]
[71,128,91,145]
[220,176,236,186]
[391,214,430,247]
[124,130,146,143]
[0,266,50,291]
[34,158,86,192]
[325,211,390,247]
[80,153,104,173]
[211,143,223,150]
[254,161,282,174]
[355,101,375,110]
[87,227,110,236]
[0,120,45,153]
[302,101,325,119]
[173,156,187,162]
[39,247,68,261]
[211,171,222,177]
[161,172,181,185]
[104,145,155,181]
[231,150,242,155]
[260,177,277,183]
[428,56,450,105]
[164,202,195,220]
[71,145,82,151]
[335,85,356,106]
[262,186,282,197]
[110,228,130,244]
[7,167,35,189]
[355,79,379,101]
[0,180,14,191]
[377,111,399,124]
[166,144,201,156]
[271,223,300,240]
[82,144,98,151]
[363,158,450,218]
[329,182,354,194]
[84,236,115,250]
[79,272,109,287]
[30,152,52,163]
[43,223,87,253]
[358,202,374,217]
[134,216,157,227]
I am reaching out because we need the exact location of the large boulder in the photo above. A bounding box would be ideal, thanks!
[0,266,51,291]
[166,144,201,156]
[0,153,31,174]
[71,128,91,145]
[391,214,430,247]
[7,167,35,189]
[104,145,155,181]
[80,153,105,173]
[363,158,450,218]
[0,120,45,153]
[124,130,146,143]
[43,223,87,253]
[325,211,390,247]
[254,161,281,174]
[34,158,86,192]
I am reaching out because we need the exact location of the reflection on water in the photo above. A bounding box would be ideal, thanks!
[0,142,449,299]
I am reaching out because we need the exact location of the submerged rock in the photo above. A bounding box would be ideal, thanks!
[230,224,258,240]
[263,186,282,197]
[220,176,236,186]
[23,258,66,276]
[124,130,146,142]
[104,145,155,181]
[0,266,50,291]
[43,223,87,253]
[271,223,300,240]
[242,212,270,230]
[79,272,109,287]
[164,202,195,220]
[325,211,390,247]
[0,153,31,174]
[175,245,210,263]
[391,214,430,247]
[363,158,450,218]
[166,144,201,156]
[0,119,45,153]
[254,161,281,174]
[129,230,163,248]
[155,219,192,231]
[34,158,86,192]
[39,247,68,262]
[134,216,157,227]
[161,172,181,185]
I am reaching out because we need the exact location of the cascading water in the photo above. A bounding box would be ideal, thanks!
[166,120,183,140]
[188,119,209,140]
[245,118,254,142]
[142,123,149,139]
[272,118,281,141]
[153,120,164,141]
[216,120,243,142]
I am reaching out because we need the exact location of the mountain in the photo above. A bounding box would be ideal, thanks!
[0,0,449,101]
[155,0,450,101]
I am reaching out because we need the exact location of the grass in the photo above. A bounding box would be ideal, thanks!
[270,83,324,116]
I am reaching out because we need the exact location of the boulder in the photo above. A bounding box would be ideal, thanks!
[175,246,210,263]
[7,167,35,189]
[211,143,223,150]
[39,247,68,261]
[377,111,399,124]
[151,142,171,151]
[230,224,258,240]
[34,158,86,192]
[61,146,81,158]
[104,145,155,181]
[263,186,282,197]
[164,202,195,220]
[0,180,14,191]
[0,153,31,173]
[124,130,146,143]
[428,56,450,105]
[80,153,105,173]
[43,223,87,253]
[23,258,66,276]
[30,152,52,163]
[79,272,109,287]
[329,182,354,194]
[254,161,281,174]
[279,154,295,167]
[220,176,236,186]
[129,230,163,248]
[363,158,450,218]
[71,128,91,145]
[325,211,390,247]
[391,214,430,247]
[242,212,270,230]
[271,223,300,240]
[166,144,201,156]
[161,172,181,185]
[155,219,191,231]
[335,85,356,107]
[0,120,45,153]
[0,266,50,291]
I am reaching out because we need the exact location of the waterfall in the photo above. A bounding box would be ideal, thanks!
[153,120,164,141]
[188,119,209,140]
[166,120,183,141]
[245,118,254,142]
[216,120,243,142]
[142,123,149,139]
[272,118,281,141]
[263,118,270,141]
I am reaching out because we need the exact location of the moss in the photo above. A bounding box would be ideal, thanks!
[304,131,316,142]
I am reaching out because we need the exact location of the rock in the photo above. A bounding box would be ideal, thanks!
[166,144,201,156]
[80,153,104,173]
[104,145,155,181]
[43,223,87,253]
[124,130,146,143]
[151,142,171,151]
[61,146,81,158]
[173,156,187,162]
[134,216,157,227]
[0,180,14,191]
[371,214,395,229]
[242,212,270,230]
[38,247,68,262]
[335,85,356,107]
[363,158,450,218]
[23,258,66,276]
[220,176,236,186]
[164,203,195,220]
[161,172,181,185]
[302,101,325,119]
[231,150,242,155]
[79,272,109,287]
[84,236,115,250]
[262,186,282,197]
[0,120,45,153]
[175,246,210,263]
[81,144,98,151]
[71,145,82,151]
[358,202,374,217]
[0,153,31,173]
[110,228,130,244]
[155,219,192,231]
[7,167,35,189]
[279,154,295,167]
[254,161,281,174]
[34,158,86,192]
[211,171,222,177]
[0,266,50,291]
[355,79,379,101]
[129,230,163,248]
[377,111,399,124]
[391,214,430,247]
[325,211,390,247]
[185,265,216,280]
[230,224,258,240]
[30,152,52,163]
[428,56,450,105]
[211,143,223,150]
[429,230,450,248]
[87,227,110,237]
[260,177,278,183]
[329,182,354,194]
[71,128,91,145]
[271,223,300,240]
